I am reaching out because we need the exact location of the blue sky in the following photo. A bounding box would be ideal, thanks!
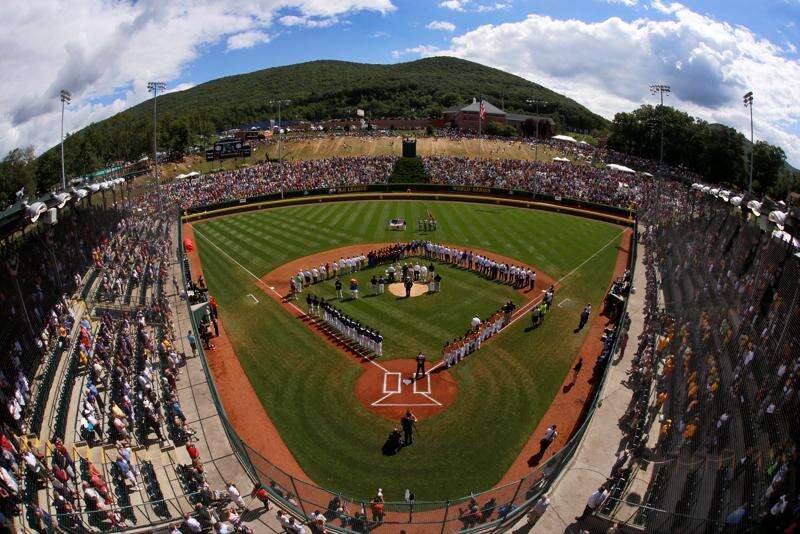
[1,0,799,165]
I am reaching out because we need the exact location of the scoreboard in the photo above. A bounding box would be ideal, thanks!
[205,138,252,161]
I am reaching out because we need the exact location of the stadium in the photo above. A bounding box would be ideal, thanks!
[1,6,800,532]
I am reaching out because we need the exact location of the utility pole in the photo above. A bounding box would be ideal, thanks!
[147,81,166,209]
[649,84,671,168]
[526,98,549,161]
[59,90,71,190]
[743,91,754,194]
[269,99,291,198]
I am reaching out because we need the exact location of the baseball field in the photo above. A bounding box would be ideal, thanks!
[189,199,626,501]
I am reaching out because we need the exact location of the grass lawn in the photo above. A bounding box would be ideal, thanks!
[303,261,525,361]
[193,200,623,500]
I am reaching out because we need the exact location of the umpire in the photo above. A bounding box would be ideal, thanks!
[401,410,418,445]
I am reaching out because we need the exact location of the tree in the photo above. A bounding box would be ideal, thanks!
[750,141,786,193]
[485,121,517,137]
[0,147,37,208]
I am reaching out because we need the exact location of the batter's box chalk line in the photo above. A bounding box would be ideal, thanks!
[371,372,441,407]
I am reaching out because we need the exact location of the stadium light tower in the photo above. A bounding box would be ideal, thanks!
[743,91,754,194]
[269,99,292,161]
[649,84,671,168]
[59,90,71,190]
[147,81,166,207]
[526,98,549,161]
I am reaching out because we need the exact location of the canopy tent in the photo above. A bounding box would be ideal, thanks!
[552,157,571,163]
[174,173,187,180]
[578,140,590,146]
[641,172,653,177]
[551,135,578,144]
[606,163,636,174]
[185,171,200,178]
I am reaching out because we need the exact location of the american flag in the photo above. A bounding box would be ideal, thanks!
[479,100,486,122]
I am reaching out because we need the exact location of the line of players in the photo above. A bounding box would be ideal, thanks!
[443,307,507,368]
[421,242,537,290]
[306,293,384,356]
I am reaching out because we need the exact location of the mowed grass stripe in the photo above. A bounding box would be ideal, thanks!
[195,201,623,499]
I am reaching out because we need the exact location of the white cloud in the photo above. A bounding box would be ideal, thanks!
[227,30,272,50]
[439,0,468,11]
[391,45,441,59]
[409,5,800,165]
[426,20,456,32]
[0,0,395,159]
[372,31,390,38]
[476,2,511,12]
[278,14,341,28]
[605,0,638,6]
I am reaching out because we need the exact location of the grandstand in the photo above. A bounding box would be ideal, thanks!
[0,141,797,534]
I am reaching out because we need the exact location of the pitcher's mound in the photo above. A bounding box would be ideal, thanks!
[387,282,429,298]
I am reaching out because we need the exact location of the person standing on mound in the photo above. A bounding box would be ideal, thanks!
[404,277,413,298]
[415,352,426,379]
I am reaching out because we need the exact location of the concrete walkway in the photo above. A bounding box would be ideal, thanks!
[509,239,648,534]
[167,225,286,533]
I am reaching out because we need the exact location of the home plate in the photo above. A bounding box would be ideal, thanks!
[269,286,275,290]
[402,379,413,385]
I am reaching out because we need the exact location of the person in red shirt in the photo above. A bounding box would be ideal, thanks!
[250,484,272,510]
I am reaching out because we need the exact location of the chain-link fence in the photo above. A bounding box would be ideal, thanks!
[597,191,800,533]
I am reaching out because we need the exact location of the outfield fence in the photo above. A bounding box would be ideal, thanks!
[176,194,639,533]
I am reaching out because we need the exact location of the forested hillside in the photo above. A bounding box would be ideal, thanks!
[26,57,606,194]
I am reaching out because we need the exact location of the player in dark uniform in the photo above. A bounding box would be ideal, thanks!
[415,352,426,379]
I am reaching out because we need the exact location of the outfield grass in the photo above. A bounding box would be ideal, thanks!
[193,200,622,500]
[304,262,525,361]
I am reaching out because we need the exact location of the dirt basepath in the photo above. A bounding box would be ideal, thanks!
[497,227,633,483]
[182,224,310,481]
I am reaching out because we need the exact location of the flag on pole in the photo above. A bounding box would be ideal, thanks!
[479,100,486,122]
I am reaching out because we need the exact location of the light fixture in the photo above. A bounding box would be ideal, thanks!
[23,200,47,222]
[53,192,71,209]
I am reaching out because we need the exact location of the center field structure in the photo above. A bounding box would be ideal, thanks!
[191,200,624,500]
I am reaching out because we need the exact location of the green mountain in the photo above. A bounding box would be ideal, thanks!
[31,57,609,189]
[127,56,608,131]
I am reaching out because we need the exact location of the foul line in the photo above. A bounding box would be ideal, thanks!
[425,228,626,377]
[191,226,391,373]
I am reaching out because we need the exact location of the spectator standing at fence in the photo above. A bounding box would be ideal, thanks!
[187,330,197,355]
[251,484,272,511]
[527,494,550,525]
[575,485,608,522]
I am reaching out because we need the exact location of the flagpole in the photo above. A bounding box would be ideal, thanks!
[478,96,482,137]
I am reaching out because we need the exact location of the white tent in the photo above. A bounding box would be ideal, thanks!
[551,135,578,144]
[578,140,590,146]
[552,157,571,163]
[185,171,200,178]
[174,173,187,180]
[606,163,636,174]
[641,172,653,177]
